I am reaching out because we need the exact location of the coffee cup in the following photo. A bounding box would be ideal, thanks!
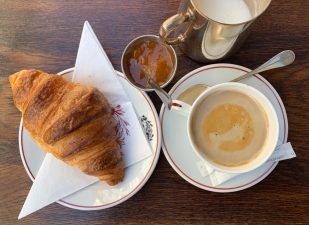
[172,82,279,174]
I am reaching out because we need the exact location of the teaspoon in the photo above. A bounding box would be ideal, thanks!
[231,50,295,82]
[141,50,296,110]
[147,77,172,110]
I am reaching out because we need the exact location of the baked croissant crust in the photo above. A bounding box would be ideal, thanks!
[9,69,124,185]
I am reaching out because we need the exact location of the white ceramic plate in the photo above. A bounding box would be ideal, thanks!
[160,63,288,193]
[19,68,161,210]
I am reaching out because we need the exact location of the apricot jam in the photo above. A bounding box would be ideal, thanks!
[126,40,173,87]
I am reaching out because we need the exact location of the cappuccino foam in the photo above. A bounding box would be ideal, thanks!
[191,90,268,167]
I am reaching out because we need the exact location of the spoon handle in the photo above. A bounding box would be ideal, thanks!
[148,79,172,109]
[231,50,295,82]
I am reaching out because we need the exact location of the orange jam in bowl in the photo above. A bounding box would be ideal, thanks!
[125,39,174,88]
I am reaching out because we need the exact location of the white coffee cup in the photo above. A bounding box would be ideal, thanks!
[172,82,279,174]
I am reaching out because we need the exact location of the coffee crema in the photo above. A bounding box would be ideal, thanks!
[191,90,268,167]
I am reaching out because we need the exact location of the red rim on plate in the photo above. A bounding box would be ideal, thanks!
[160,65,287,192]
[19,69,161,209]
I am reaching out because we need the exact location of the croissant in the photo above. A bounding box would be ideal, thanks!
[9,69,124,185]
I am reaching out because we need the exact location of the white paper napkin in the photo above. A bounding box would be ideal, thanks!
[196,142,296,186]
[19,21,152,219]
[73,21,152,166]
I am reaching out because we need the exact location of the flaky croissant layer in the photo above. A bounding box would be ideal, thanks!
[9,69,124,185]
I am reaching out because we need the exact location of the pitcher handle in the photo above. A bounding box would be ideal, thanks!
[159,8,194,45]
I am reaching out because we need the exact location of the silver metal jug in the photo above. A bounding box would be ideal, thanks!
[159,0,271,62]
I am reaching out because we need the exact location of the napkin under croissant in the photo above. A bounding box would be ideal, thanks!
[9,69,124,185]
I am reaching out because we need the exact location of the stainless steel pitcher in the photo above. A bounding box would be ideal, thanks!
[159,0,272,62]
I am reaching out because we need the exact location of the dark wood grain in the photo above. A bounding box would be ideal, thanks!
[0,0,308,224]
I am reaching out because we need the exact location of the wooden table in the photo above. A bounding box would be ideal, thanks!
[0,0,308,224]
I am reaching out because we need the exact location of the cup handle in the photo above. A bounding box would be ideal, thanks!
[159,8,194,45]
[171,100,192,117]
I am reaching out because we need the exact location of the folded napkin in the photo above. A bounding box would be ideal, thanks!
[196,142,296,186]
[19,21,152,219]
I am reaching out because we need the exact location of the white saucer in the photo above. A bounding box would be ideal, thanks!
[160,63,288,193]
[19,68,161,210]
